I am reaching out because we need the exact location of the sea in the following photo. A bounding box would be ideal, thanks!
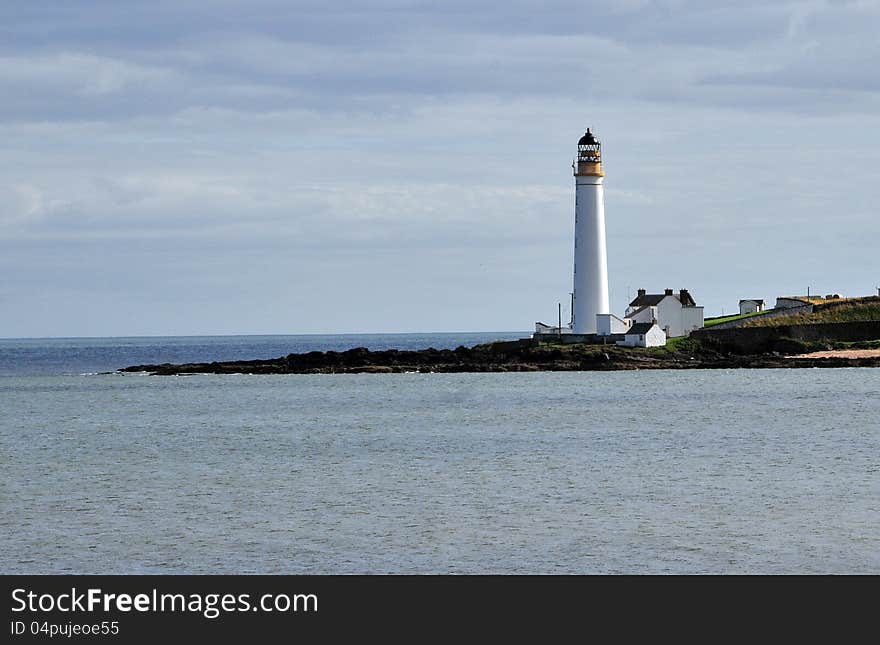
[1,333,878,574]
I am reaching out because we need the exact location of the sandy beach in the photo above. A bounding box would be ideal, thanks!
[788,349,880,359]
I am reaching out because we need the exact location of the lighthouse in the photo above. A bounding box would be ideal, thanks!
[571,128,610,334]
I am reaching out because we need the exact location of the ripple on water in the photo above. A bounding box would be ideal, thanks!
[1,368,879,573]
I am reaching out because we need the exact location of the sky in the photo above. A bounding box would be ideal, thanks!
[1,0,878,337]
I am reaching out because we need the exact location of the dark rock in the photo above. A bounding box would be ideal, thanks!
[117,338,880,375]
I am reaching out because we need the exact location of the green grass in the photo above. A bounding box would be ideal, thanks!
[703,310,769,327]
[635,335,702,355]
[537,335,704,355]
[665,336,701,351]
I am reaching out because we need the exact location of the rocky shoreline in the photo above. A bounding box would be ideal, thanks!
[118,339,880,375]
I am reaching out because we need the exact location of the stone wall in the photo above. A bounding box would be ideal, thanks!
[692,321,880,354]
[533,332,624,345]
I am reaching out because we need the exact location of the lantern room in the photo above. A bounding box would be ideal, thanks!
[575,128,604,177]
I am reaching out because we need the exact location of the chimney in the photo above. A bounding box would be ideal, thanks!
[637,288,646,297]
[680,288,690,304]
[664,288,673,296]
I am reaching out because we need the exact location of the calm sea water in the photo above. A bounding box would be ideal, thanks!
[1,335,878,573]
[0,332,528,377]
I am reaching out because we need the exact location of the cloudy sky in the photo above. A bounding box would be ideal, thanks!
[1,0,878,337]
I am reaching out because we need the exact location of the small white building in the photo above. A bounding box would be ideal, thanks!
[596,313,630,336]
[534,322,571,335]
[739,299,765,315]
[625,288,704,338]
[617,322,666,348]
[774,297,811,309]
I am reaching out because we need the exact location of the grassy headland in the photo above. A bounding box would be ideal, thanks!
[742,297,880,327]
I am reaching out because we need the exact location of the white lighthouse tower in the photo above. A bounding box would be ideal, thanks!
[571,128,610,334]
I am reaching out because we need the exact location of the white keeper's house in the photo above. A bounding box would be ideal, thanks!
[625,288,704,338]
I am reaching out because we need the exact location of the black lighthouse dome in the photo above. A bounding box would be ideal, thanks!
[576,128,602,164]
[578,128,599,146]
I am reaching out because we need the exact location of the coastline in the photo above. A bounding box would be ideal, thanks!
[118,339,880,375]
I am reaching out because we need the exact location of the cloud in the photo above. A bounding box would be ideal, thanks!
[0,0,876,132]
[1,163,572,251]
[1,1,879,335]
[0,184,46,226]
[0,52,177,91]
